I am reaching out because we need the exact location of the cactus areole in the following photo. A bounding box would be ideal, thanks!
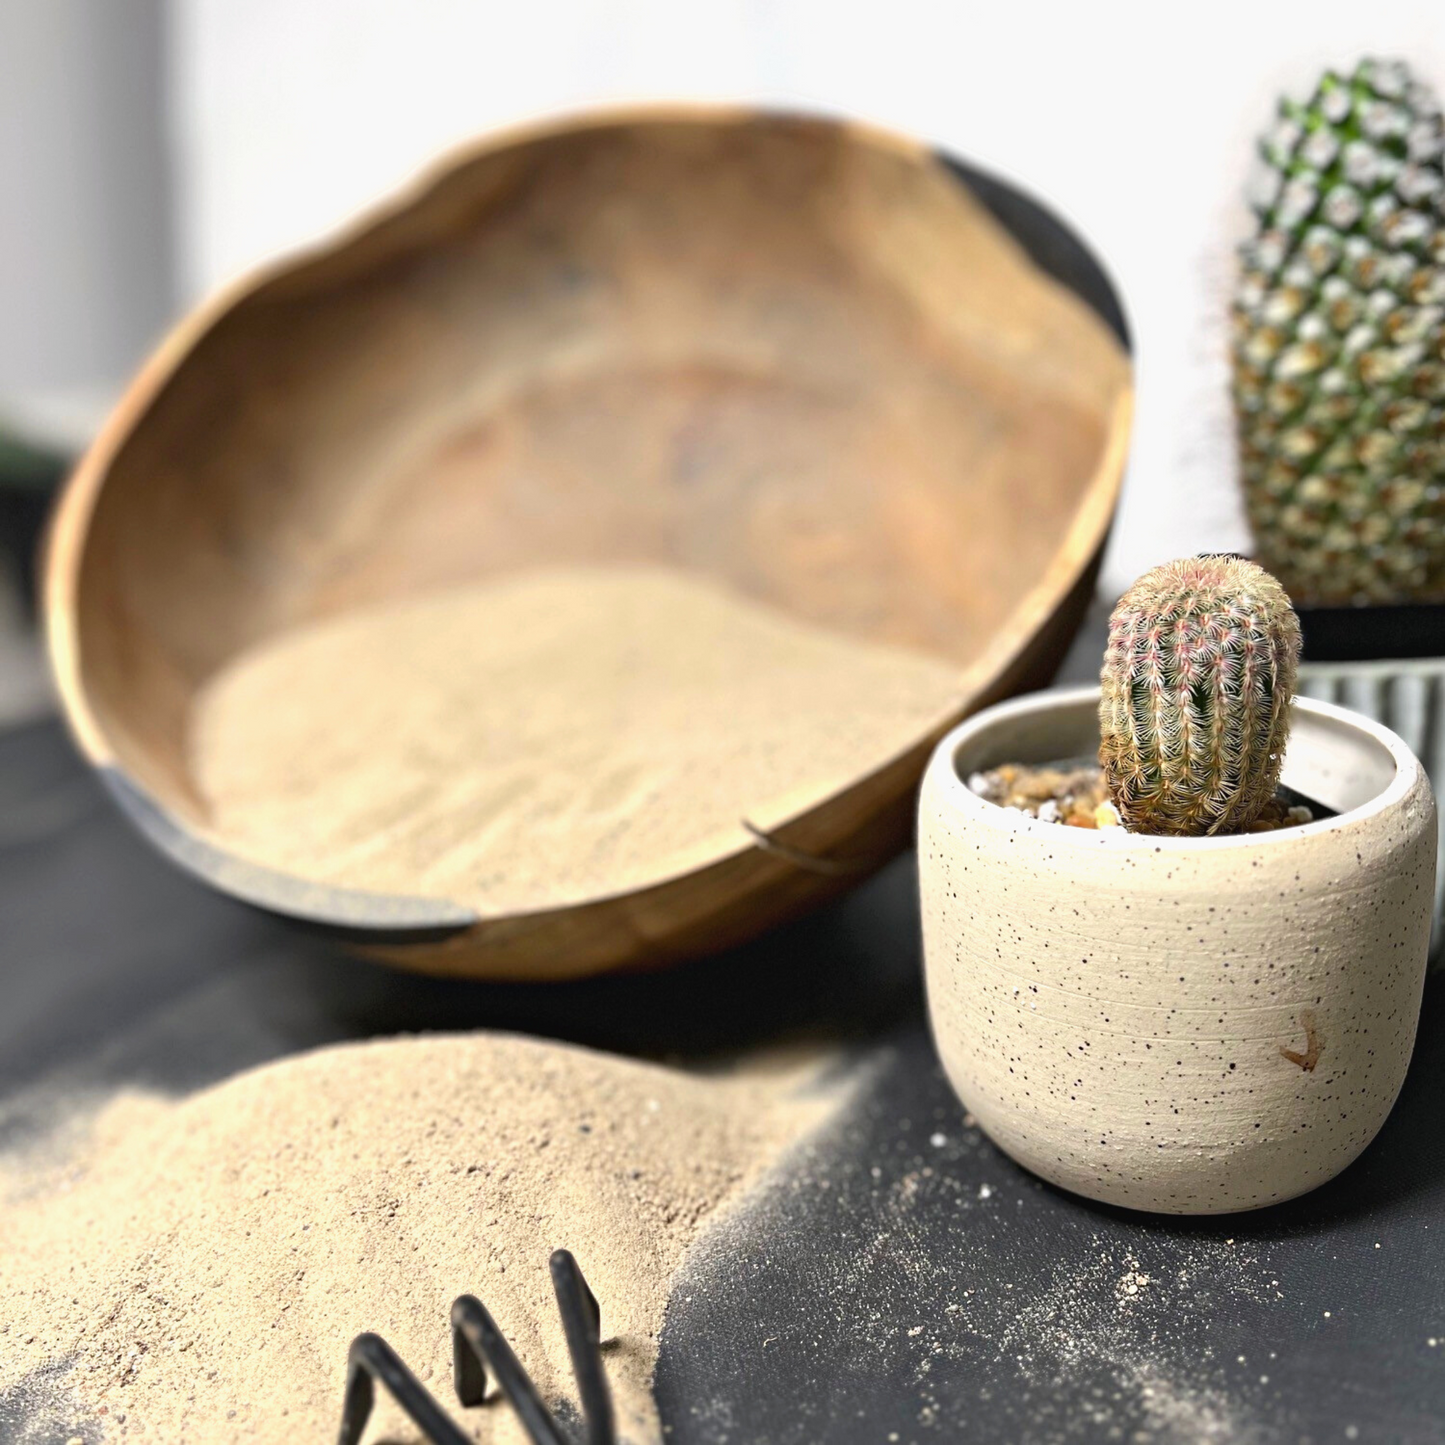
[1099,557,1302,836]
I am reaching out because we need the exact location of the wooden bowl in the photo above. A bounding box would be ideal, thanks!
[44,107,1132,981]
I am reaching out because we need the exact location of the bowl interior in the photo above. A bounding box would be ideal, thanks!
[58,112,1130,917]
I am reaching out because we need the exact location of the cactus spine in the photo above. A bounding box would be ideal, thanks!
[1099,557,1301,836]
[1232,57,1445,606]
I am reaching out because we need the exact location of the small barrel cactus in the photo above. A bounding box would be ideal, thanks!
[1232,57,1445,606]
[1099,556,1302,836]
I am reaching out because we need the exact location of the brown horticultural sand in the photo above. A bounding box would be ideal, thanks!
[188,567,964,912]
[0,1033,845,1443]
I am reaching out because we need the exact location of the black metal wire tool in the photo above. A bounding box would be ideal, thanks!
[337,1248,616,1445]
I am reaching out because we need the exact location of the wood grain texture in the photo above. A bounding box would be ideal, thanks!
[44,108,1132,979]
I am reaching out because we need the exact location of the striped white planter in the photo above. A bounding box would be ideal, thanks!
[1299,658,1445,968]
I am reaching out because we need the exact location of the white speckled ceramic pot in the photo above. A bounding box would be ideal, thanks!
[919,685,1436,1214]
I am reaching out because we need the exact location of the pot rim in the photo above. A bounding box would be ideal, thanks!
[927,683,1425,852]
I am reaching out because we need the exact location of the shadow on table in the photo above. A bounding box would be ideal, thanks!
[297,854,925,1062]
[0,717,926,1110]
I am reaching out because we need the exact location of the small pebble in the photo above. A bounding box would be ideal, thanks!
[972,762,1312,834]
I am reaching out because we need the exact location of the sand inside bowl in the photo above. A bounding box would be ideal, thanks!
[186,566,964,910]
[0,1034,844,1444]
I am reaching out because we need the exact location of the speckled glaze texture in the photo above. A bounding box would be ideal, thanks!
[919,686,1436,1214]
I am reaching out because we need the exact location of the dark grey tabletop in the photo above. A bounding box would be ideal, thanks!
[3,628,1444,1444]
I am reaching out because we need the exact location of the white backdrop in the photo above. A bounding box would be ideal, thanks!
[165,0,1444,594]
[0,0,171,443]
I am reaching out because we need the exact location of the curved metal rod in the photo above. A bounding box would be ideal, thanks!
[451,1295,569,1445]
[337,1332,469,1445]
[550,1249,616,1445]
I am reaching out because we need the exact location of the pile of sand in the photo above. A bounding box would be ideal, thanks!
[188,567,963,909]
[0,1033,841,1443]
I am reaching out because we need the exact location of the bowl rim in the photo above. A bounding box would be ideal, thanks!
[925,682,1428,852]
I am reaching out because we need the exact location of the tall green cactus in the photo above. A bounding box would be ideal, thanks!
[1232,57,1445,605]
[1099,557,1302,836]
